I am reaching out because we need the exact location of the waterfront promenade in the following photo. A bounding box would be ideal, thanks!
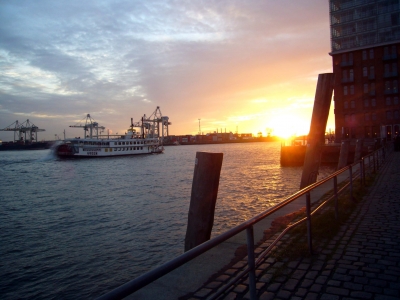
[186,151,400,300]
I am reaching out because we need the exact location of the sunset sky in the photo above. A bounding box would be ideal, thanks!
[0,0,335,141]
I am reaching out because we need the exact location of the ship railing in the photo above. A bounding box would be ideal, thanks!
[96,144,390,300]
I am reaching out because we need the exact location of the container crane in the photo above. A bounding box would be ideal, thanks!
[0,119,45,143]
[69,114,105,139]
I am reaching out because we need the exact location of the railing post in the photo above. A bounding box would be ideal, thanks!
[349,165,355,202]
[334,176,338,219]
[360,159,364,186]
[306,192,313,255]
[377,150,380,170]
[246,226,257,300]
[373,152,376,173]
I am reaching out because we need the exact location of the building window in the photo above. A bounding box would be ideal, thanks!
[344,101,348,109]
[363,83,368,93]
[345,114,349,122]
[393,80,398,93]
[364,98,369,107]
[371,83,375,95]
[394,97,399,105]
[371,98,376,107]
[385,64,390,74]
[344,86,348,95]
[351,114,356,122]
[384,46,389,56]
[349,69,354,81]
[370,66,375,78]
[386,111,393,120]
[385,81,391,93]
[365,126,371,138]
[369,49,374,59]
[363,67,368,77]
[350,100,355,108]
[362,50,367,60]
[365,113,370,121]
[372,113,377,120]
[386,97,392,105]
[342,70,348,81]
[394,110,399,119]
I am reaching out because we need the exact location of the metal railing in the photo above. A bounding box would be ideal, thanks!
[97,145,389,300]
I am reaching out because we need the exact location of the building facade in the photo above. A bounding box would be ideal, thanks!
[329,0,400,141]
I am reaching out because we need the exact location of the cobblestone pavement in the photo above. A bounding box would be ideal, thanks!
[187,151,400,300]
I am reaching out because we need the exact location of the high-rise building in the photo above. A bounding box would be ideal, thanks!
[329,0,400,141]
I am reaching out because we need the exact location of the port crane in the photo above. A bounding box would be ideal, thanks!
[130,106,171,142]
[68,107,170,142]
[69,114,106,139]
[0,119,45,143]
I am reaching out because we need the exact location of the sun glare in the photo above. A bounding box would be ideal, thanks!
[266,114,310,139]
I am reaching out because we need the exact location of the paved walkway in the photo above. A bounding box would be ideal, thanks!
[187,151,400,300]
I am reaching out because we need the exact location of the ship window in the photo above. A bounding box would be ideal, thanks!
[118,142,121,145]
[114,142,117,145]
[105,148,108,152]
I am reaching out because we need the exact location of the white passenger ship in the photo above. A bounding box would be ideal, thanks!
[55,107,170,158]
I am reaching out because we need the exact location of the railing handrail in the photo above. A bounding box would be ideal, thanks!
[97,146,387,300]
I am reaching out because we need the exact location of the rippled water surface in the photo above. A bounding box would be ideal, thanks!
[0,142,334,299]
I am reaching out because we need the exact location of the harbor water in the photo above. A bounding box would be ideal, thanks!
[0,142,335,299]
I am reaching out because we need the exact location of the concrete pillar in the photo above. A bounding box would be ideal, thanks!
[300,73,334,189]
[354,139,363,162]
[184,152,223,252]
[337,140,350,170]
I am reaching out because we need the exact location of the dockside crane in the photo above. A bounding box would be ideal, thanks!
[140,106,171,143]
[0,119,45,143]
[69,114,105,139]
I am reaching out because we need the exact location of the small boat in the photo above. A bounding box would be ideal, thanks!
[55,107,170,158]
